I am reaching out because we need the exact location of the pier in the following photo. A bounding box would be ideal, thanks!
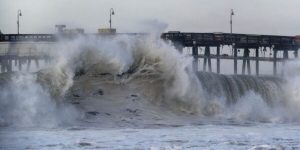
[161,32,300,75]
[0,34,56,73]
[0,33,141,73]
[0,32,300,75]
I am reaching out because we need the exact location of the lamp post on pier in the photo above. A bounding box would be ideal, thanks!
[17,9,22,34]
[109,8,115,29]
[230,9,234,34]
[230,9,235,60]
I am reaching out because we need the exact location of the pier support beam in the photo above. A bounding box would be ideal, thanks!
[27,58,31,71]
[282,50,289,75]
[294,49,298,58]
[14,58,18,66]
[7,58,12,72]
[1,58,4,73]
[203,46,212,72]
[283,50,289,61]
[256,47,259,76]
[273,50,277,75]
[35,58,39,68]
[234,46,238,74]
[242,48,251,75]
[216,46,220,74]
[192,46,198,71]
[18,58,22,71]
[3,59,8,72]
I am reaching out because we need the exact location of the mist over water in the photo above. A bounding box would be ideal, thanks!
[1,33,300,128]
[0,72,77,127]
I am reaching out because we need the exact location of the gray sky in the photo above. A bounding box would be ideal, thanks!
[1,0,300,35]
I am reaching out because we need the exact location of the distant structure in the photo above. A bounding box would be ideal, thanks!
[55,24,66,33]
[0,30,2,34]
[64,28,84,34]
[55,24,84,34]
[98,28,116,34]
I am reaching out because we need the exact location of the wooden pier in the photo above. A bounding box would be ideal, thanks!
[0,32,299,75]
[161,32,300,75]
[0,33,144,73]
[0,34,56,73]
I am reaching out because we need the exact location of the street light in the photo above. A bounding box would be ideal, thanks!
[230,9,235,56]
[17,9,22,34]
[109,8,115,29]
[230,9,234,34]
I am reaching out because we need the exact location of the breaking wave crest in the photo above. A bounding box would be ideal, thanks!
[1,34,300,127]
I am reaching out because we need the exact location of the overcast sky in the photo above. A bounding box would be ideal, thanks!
[1,0,300,35]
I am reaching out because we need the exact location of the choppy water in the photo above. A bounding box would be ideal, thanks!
[1,124,300,149]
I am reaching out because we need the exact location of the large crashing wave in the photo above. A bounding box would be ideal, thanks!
[59,35,300,122]
[1,34,300,127]
[63,35,205,114]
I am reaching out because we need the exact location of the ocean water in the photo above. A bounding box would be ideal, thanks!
[1,35,300,150]
[1,124,300,149]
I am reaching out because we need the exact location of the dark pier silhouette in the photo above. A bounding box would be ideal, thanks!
[0,34,56,73]
[1,32,300,75]
[161,32,300,75]
[0,33,145,73]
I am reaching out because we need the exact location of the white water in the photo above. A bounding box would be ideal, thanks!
[2,124,300,149]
